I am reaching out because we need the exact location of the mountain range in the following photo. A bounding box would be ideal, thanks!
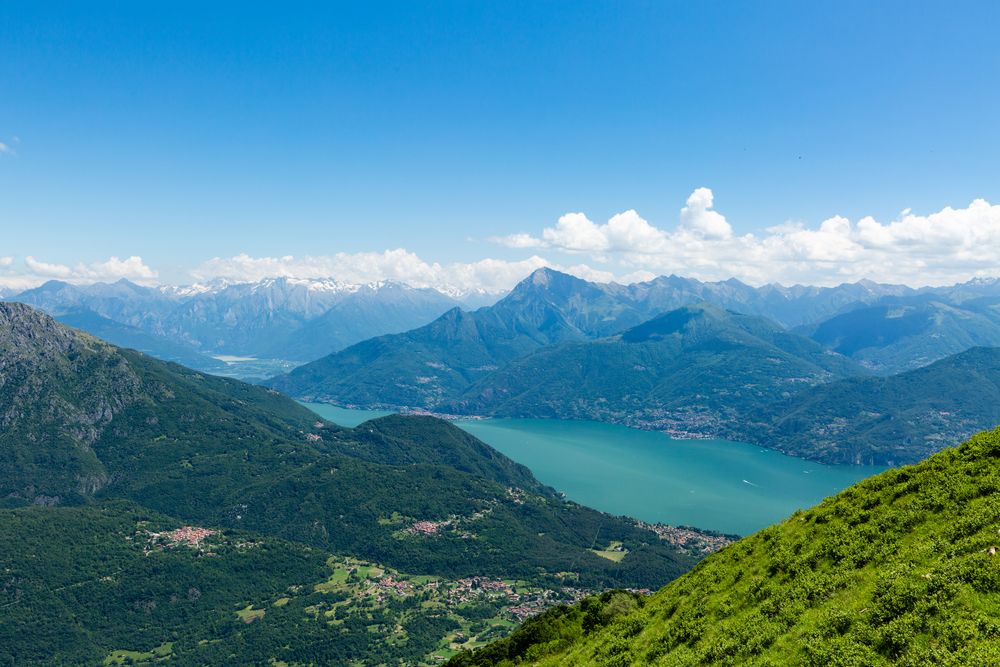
[8,269,1000,381]
[9,267,1000,465]
[744,346,1000,464]
[447,303,865,429]
[449,426,1000,666]
[269,268,1000,403]
[268,269,1000,465]
[6,277,465,376]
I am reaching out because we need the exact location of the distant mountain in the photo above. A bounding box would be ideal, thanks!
[449,426,1000,667]
[7,277,460,367]
[449,303,866,432]
[799,294,1000,374]
[13,278,181,330]
[53,308,227,373]
[743,346,1000,465]
[927,275,1000,302]
[266,268,653,407]
[12,270,1000,385]
[626,275,915,328]
[267,268,951,408]
[261,281,462,360]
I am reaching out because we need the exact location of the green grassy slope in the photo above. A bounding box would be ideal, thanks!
[448,427,1000,666]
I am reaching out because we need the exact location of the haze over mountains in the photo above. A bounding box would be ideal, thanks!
[6,276,466,377]
[797,295,1000,374]
[9,268,1000,380]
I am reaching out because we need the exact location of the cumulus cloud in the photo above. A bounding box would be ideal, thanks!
[0,255,158,291]
[679,187,733,239]
[495,208,680,257]
[4,190,999,295]
[24,256,74,279]
[493,188,1000,287]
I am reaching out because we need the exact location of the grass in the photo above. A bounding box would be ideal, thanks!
[104,643,173,666]
[235,605,266,624]
[589,540,628,562]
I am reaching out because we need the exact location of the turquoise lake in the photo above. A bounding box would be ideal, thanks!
[301,403,886,536]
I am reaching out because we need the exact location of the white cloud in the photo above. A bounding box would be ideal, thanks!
[679,187,733,239]
[24,256,74,278]
[0,255,158,291]
[191,250,558,296]
[0,136,17,156]
[542,213,611,252]
[4,190,1000,295]
[492,189,1000,287]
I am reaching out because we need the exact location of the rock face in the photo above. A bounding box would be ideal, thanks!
[0,303,144,501]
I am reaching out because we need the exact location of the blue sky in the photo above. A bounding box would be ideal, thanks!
[2,1,1000,291]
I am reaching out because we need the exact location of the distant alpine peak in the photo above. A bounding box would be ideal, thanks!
[510,267,581,293]
[254,277,359,293]
[163,276,391,297]
[966,276,1000,286]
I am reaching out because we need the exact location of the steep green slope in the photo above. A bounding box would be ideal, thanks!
[0,301,332,505]
[449,427,1000,666]
[747,347,1000,465]
[450,304,864,434]
[0,302,700,590]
